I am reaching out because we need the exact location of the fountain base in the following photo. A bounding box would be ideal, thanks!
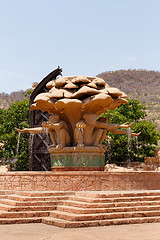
[48,145,106,171]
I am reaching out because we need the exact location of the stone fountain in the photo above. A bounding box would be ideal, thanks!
[16,75,139,171]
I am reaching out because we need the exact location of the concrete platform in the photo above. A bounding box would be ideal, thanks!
[1,222,160,240]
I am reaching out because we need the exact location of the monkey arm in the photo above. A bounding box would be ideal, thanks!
[83,114,135,131]
[119,122,134,128]
[110,128,141,137]
[83,115,124,130]
[43,120,64,130]
[15,127,44,134]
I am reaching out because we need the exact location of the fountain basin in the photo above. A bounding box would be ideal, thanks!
[48,146,106,171]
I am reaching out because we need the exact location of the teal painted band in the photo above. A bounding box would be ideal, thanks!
[50,153,105,168]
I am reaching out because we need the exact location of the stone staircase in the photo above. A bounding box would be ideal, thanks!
[0,190,74,224]
[1,190,160,227]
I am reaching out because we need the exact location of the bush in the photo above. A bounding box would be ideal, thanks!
[103,99,160,165]
[0,98,29,170]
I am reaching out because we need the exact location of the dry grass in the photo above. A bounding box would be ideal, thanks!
[98,69,160,131]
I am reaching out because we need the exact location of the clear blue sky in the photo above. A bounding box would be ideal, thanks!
[0,0,160,93]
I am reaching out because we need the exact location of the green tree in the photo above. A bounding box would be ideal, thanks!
[0,98,29,170]
[103,99,160,165]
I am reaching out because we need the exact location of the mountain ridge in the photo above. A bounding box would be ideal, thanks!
[97,69,160,130]
[0,69,160,130]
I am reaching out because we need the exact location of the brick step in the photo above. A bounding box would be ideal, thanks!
[42,216,160,228]
[76,190,160,199]
[68,195,160,203]
[0,191,15,195]
[62,199,160,208]
[0,203,56,212]
[0,210,50,218]
[0,217,42,224]
[5,194,71,202]
[15,191,74,197]
[0,196,10,200]
[0,191,160,228]
[0,191,8,196]
[0,203,15,211]
[56,204,160,214]
[50,210,160,221]
[0,198,64,206]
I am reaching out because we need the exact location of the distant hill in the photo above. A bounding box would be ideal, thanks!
[0,90,29,109]
[0,69,160,130]
[97,69,160,131]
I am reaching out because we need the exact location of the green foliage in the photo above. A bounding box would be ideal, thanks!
[0,99,29,170]
[116,99,147,121]
[25,89,33,97]
[103,99,160,165]
[104,99,146,123]
[132,121,159,145]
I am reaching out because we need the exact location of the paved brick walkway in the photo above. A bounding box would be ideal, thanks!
[1,223,160,240]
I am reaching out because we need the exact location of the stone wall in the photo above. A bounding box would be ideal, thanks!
[0,171,160,191]
[144,149,160,170]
